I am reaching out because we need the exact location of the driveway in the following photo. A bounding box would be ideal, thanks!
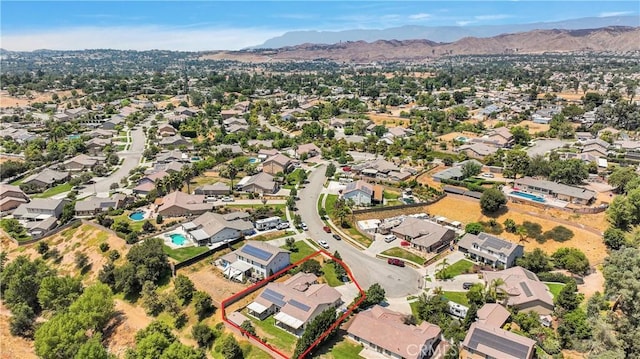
[297,164,421,298]
[80,121,148,197]
[526,139,571,157]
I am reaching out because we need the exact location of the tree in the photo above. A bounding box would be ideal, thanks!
[461,161,482,179]
[68,283,114,332]
[220,335,243,359]
[516,248,552,273]
[325,163,336,178]
[10,302,36,338]
[479,188,506,214]
[558,308,591,348]
[552,248,590,276]
[74,252,89,271]
[360,283,386,308]
[550,158,588,185]
[465,222,484,235]
[603,227,627,250]
[37,241,49,256]
[174,274,195,304]
[141,281,163,316]
[142,220,155,233]
[60,202,76,224]
[462,303,478,330]
[74,335,111,359]
[160,341,205,359]
[526,154,551,177]
[293,307,338,358]
[603,247,640,326]
[1,255,54,312]
[503,218,517,233]
[191,323,216,348]
[608,167,638,193]
[34,312,88,359]
[37,275,83,312]
[126,237,170,284]
[510,126,531,146]
[240,320,256,336]
[299,259,323,276]
[156,214,164,224]
[193,291,213,320]
[466,284,485,306]
[503,150,530,180]
[555,280,582,312]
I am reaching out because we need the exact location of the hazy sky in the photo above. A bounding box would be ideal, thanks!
[1,1,638,51]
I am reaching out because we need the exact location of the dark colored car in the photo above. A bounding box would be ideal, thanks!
[462,282,474,290]
[332,234,341,241]
[387,258,405,267]
[323,226,331,233]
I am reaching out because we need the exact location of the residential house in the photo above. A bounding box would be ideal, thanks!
[156,191,211,217]
[22,168,69,191]
[458,143,499,159]
[220,109,241,119]
[86,137,112,155]
[25,217,58,238]
[237,172,278,195]
[346,305,441,359]
[156,150,189,164]
[295,143,321,159]
[223,117,248,127]
[65,107,89,120]
[487,127,514,147]
[343,180,377,206]
[75,194,126,217]
[158,124,177,137]
[262,154,292,175]
[432,160,484,182]
[13,198,68,221]
[227,123,249,134]
[181,211,254,246]
[353,158,400,179]
[219,240,290,280]
[62,154,102,171]
[247,272,342,336]
[390,217,456,253]
[217,144,244,156]
[458,232,524,268]
[382,126,412,143]
[461,322,536,359]
[0,184,29,212]
[514,177,597,205]
[155,161,186,173]
[258,148,279,159]
[482,266,554,315]
[194,183,230,196]
[133,170,169,196]
[159,134,191,148]
[476,303,511,328]
[86,129,114,139]
[576,132,596,141]
[174,106,199,117]
[102,115,124,130]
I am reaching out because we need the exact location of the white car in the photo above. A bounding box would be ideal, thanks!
[318,240,330,249]
[221,196,235,202]
[300,223,308,230]
[481,173,495,178]
[277,222,290,230]
[384,235,397,243]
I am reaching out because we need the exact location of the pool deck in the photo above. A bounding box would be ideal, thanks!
[162,227,196,249]
[506,188,568,208]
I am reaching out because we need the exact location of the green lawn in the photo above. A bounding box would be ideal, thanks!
[245,314,297,353]
[227,203,286,211]
[441,259,474,278]
[10,178,23,185]
[317,193,325,216]
[322,262,344,287]
[383,191,400,200]
[443,291,470,306]
[283,240,317,263]
[545,282,566,298]
[409,301,423,324]
[342,226,373,248]
[110,212,146,232]
[327,339,364,358]
[380,247,426,265]
[32,183,72,198]
[325,194,338,217]
[162,245,209,262]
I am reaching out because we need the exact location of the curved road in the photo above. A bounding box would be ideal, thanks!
[297,164,421,298]
[80,121,148,196]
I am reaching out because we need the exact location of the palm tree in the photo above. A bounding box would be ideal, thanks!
[182,165,194,194]
[435,258,450,279]
[224,163,239,193]
[516,226,528,242]
[484,278,507,304]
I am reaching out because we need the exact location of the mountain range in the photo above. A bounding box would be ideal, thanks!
[202,26,640,62]
[251,15,639,49]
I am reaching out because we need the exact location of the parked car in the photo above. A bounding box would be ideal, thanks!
[318,240,330,249]
[384,235,397,243]
[323,226,331,233]
[221,196,234,202]
[481,173,495,178]
[300,223,308,230]
[332,234,341,241]
[387,258,405,267]
[277,222,290,230]
[462,282,474,290]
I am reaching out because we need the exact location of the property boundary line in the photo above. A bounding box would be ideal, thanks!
[220,249,366,359]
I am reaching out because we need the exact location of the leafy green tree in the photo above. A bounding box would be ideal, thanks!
[160,342,205,359]
[37,241,49,256]
[37,275,83,312]
[503,150,530,179]
[126,237,170,284]
[68,283,114,332]
[479,188,506,214]
[558,308,591,348]
[220,335,243,359]
[503,218,517,233]
[462,303,478,330]
[174,274,195,304]
[34,312,88,359]
[461,161,482,179]
[549,158,588,185]
[466,284,485,306]
[465,222,484,235]
[552,247,590,276]
[360,283,386,308]
[603,227,627,250]
[193,291,214,320]
[74,335,112,359]
[608,167,638,193]
[141,281,163,316]
[240,320,256,336]
[516,248,552,273]
[325,163,336,178]
[191,323,216,348]
[542,226,575,242]
[299,259,323,276]
[525,154,552,177]
[555,280,582,312]
[1,255,54,312]
[74,251,89,271]
[9,302,36,338]
[293,307,338,358]
[510,126,531,145]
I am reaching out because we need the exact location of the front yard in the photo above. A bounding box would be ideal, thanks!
[545,282,566,298]
[380,247,426,265]
[283,240,317,263]
[322,262,344,287]
[32,183,72,198]
[440,259,474,278]
[442,291,470,306]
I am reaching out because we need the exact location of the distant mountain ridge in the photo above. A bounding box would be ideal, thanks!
[202,26,640,62]
[251,15,639,49]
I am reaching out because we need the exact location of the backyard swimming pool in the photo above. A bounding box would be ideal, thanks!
[249,157,260,164]
[129,211,145,221]
[511,191,545,203]
[455,136,469,142]
[68,134,81,140]
[170,233,187,246]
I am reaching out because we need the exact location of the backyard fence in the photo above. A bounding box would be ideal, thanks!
[351,193,446,215]
[508,197,608,214]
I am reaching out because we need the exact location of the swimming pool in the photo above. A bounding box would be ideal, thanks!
[249,157,260,164]
[170,233,186,246]
[455,136,469,142]
[129,211,145,221]
[68,134,81,140]
[511,191,545,203]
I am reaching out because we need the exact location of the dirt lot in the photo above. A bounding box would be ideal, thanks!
[182,259,248,307]
[0,306,36,359]
[437,131,480,142]
[0,90,82,108]
[366,113,410,127]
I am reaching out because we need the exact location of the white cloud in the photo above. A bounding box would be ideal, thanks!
[474,14,512,21]
[409,13,432,20]
[456,20,477,26]
[598,11,634,18]
[0,26,285,51]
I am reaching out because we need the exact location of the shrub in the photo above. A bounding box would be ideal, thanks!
[465,222,484,235]
[521,221,543,240]
[543,226,574,242]
[537,272,573,284]
[99,243,110,252]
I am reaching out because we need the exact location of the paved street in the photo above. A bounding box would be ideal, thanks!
[526,139,570,157]
[80,122,148,197]
[297,163,421,298]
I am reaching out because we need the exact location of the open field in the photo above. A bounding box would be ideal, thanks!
[184,260,248,306]
[519,120,551,133]
[366,113,410,127]
[0,89,83,108]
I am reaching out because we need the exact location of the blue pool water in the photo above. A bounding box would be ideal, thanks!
[511,191,545,203]
[68,134,81,140]
[170,233,186,246]
[129,211,145,221]
[249,157,260,164]
[455,136,469,142]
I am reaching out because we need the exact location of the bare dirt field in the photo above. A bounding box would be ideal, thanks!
[106,299,154,358]
[0,305,36,359]
[0,90,82,108]
[182,259,248,307]
[437,131,480,142]
[519,120,551,134]
[366,113,410,127]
